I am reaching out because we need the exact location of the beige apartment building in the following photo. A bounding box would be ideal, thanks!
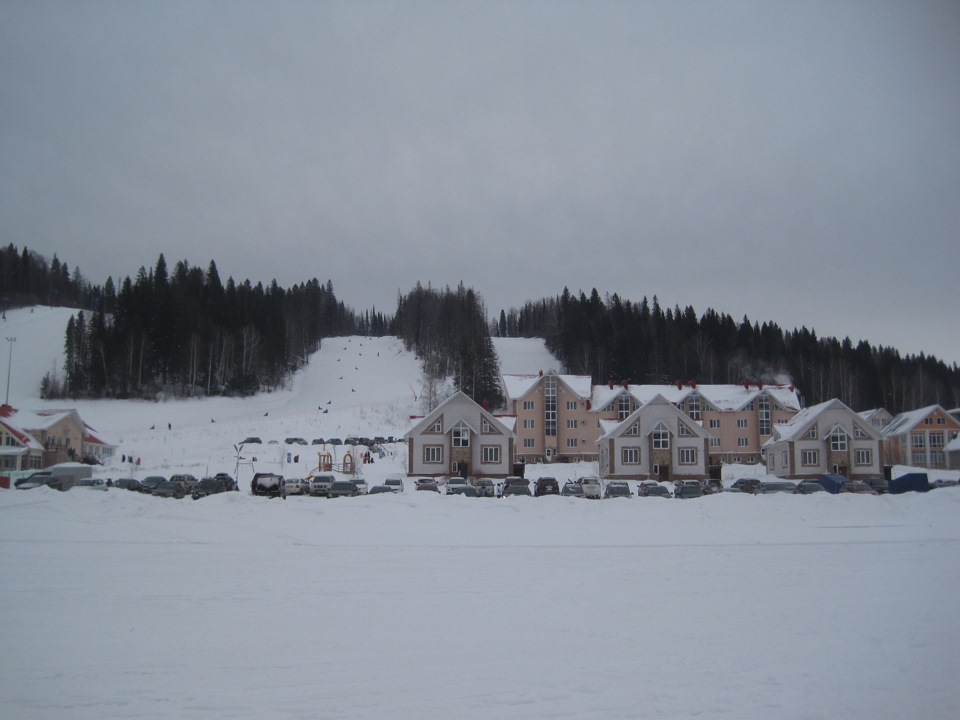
[502,373,802,474]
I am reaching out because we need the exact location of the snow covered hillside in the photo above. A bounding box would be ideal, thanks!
[2,306,959,720]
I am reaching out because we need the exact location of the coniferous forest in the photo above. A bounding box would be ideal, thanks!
[1,244,958,414]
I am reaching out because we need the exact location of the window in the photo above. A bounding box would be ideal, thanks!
[688,394,701,421]
[523,400,535,411]
[801,450,819,466]
[936,417,946,425]
[710,438,720,448]
[678,423,693,437]
[428,418,442,433]
[452,420,470,448]
[621,447,640,464]
[737,418,748,429]
[807,426,818,439]
[855,449,872,466]
[481,445,501,464]
[523,419,535,429]
[545,375,557,437]
[523,438,535,448]
[566,419,578,429]
[758,395,770,436]
[924,417,933,425]
[423,446,443,464]
[618,394,632,420]
[830,429,847,452]
[679,448,697,465]
[709,419,720,429]
[929,433,945,449]
[482,418,494,434]
[854,426,866,439]
[781,451,788,467]
[652,422,670,450]
[567,400,578,410]
[737,437,749,448]
[912,434,926,449]
[930,451,945,467]
[566,438,578,448]
[626,422,639,436]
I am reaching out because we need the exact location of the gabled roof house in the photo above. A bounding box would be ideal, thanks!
[881,404,960,470]
[406,391,517,478]
[764,398,882,480]
[597,394,711,481]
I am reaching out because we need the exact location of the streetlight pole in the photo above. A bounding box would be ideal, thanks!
[5,337,16,406]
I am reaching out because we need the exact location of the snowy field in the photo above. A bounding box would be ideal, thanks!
[2,307,959,719]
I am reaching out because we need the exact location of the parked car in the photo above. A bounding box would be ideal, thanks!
[795,480,826,494]
[192,476,230,499]
[113,478,142,491]
[864,477,889,494]
[561,481,585,497]
[840,480,879,495]
[446,484,479,497]
[153,480,186,499]
[384,474,405,493]
[285,437,308,445]
[731,478,766,494]
[214,472,237,491]
[445,477,470,494]
[762,481,797,494]
[284,476,309,495]
[311,438,325,445]
[74,478,108,491]
[474,478,496,497]
[534,477,560,497]
[240,437,262,445]
[309,474,335,497]
[251,473,286,498]
[641,484,672,498]
[353,477,369,495]
[675,480,704,499]
[170,474,199,493]
[139,476,166,494]
[415,478,440,492]
[328,480,359,498]
[577,476,602,499]
[604,481,632,499]
[369,484,393,494]
[502,480,532,497]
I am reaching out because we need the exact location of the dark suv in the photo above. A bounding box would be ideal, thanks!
[534,477,560,496]
[731,478,766,494]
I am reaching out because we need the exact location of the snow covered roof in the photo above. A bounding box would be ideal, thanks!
[501,372,593,401]
[0,417,43,451]
[882,405,957,438]
[946,435,960,452]
[592,382,801,413]
[769,399,844,442]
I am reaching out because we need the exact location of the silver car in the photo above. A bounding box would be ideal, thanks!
[309,474,335,497]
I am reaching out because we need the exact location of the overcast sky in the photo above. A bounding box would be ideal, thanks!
[2,1,958,364]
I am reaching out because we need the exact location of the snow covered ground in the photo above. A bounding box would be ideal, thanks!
[2,307,959,719]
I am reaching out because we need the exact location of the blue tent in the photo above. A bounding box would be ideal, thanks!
[817,474,848,494]
[889,473,930,494]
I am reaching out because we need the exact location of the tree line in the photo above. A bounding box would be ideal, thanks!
[495,289,960,414]
[2,245,958,414]
[391,282,503,411]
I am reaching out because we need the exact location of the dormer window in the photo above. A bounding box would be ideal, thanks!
[452,420,470,448]
[829,428,848,452]
[652,422,670,450]
[428,418,442,433]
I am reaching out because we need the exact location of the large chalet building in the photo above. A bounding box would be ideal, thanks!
[501,371,802,475]
[0,405,116,473]
[880,404,960,470]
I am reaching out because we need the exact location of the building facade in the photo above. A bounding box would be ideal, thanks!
[406,391,517,478]
[881,405,960,470]
[597,395,711,481]
[764,399,883,480]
